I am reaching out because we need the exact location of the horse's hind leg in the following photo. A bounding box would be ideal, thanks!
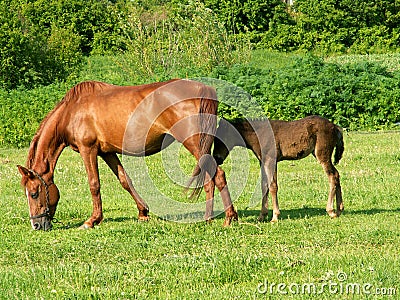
[321,161,343,218]
[101,153,149,221]
[180,135,237,226]
[203,172,215,222]
[214,166,238,226]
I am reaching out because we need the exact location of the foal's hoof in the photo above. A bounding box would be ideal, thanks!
[258,214,266,222]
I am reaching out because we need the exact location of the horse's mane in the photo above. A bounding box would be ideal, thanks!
[26,81,113,168]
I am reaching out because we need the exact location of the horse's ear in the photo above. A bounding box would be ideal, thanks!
[17,165,34,178]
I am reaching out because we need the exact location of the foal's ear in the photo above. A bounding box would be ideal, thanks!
[17,165,34,178]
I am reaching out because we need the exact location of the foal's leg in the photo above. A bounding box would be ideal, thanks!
[259,162,280,222]
[258,162,269,221]
[269,170,280,222]
[79,148,104,229]
[321,161,343,218]
[100,153,149,221]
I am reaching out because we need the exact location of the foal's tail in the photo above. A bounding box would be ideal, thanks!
[186,83,218,198]
[333,125,344,165]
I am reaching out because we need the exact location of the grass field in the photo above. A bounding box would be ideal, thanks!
[0,130,399,299]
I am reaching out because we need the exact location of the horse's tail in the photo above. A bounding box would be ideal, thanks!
[333,125,344,165]
[186,83,218,198]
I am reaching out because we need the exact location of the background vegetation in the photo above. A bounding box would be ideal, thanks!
[1,0,400,148]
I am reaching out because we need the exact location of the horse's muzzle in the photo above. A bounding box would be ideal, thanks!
[32,218,52,231]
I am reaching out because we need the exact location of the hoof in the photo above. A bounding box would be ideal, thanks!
[223,212,238,227]
[223,218,232,227]
[328,211,338,218]
[258,214,266,222]
[138,215,149,222]
[79,223,92,230]
[270,218,278,223]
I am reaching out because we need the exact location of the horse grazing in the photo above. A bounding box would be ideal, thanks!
[18,79,237,230]
[213,115,344,222]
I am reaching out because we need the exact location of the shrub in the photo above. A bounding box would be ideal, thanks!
[116,1,252,82]
[0,1,83,89]
[259,0,400,55]
[0,83,67,147]
[211,56,400,130]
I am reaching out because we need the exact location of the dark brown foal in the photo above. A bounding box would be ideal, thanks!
[214,115,344,222]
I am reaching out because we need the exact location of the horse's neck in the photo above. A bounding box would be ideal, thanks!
[231,121,257,146]
[28,110,66,180]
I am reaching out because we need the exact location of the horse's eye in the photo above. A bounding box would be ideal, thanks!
[31,191,39,199]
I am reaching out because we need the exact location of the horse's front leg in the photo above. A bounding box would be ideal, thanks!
[80,148,103,229]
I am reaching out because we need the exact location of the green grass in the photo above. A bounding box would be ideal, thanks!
[0,131,399,299]
[325,53,400,72]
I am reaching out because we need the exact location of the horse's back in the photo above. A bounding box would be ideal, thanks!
[60,79,215,155]
[271,116,338,161]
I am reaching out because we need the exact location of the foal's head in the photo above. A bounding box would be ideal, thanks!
[213,119,246,165]
[17,166,60,230]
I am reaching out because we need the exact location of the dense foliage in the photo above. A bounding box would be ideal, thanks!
[212,55,400,130]
[116,1,250,82]
[261,0,400,54]
[1,1,400,147]
[3,0,400,89]
[0,0,83,89]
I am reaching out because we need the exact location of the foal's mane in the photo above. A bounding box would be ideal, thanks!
[228,117,269,132]
[26,81,113,168]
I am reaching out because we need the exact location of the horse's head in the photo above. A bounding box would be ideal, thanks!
[17,165,60,231]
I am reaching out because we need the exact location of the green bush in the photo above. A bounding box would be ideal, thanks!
[116,1,251,82]
[201,0,285,34]
[0,1,83,89]
[211,56,400,130]
[0,83,67,147]
[260,0,400,54]
[21,0,128,55]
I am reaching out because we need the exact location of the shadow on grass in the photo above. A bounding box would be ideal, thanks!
[237,207,326,221]
[53,207,400,229]
[237,206,400,221]
[52,216,135,230]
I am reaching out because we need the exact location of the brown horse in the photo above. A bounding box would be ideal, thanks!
[213,115,344,222]
[17,79,237,230]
